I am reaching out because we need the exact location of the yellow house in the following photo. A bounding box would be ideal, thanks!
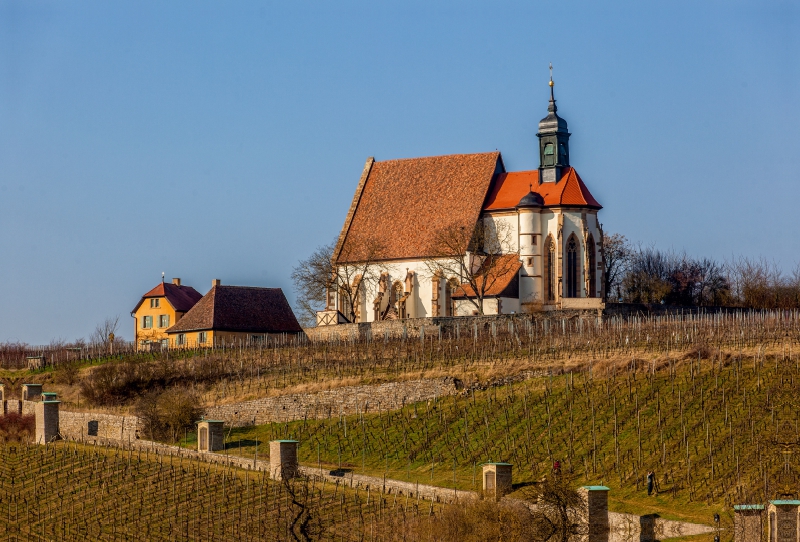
[130,278,203,349]
[165,280,303,348]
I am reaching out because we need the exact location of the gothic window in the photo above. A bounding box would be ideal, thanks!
[559,142,568,165]
[544,235,556,302]
[543,142,555,166]
[587,234,596,298]
[566,235,579,298]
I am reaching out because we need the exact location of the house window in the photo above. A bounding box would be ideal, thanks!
[176,333,186,346]
[198,332,207,345]
[150,298,160,308]
[160,339,169,349]
[141,316,153,329]
[158,315,170,328]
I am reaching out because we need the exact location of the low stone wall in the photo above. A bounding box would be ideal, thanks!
[306,305,754,342]
[204,377,462,427]
[297,465,475,504]
[305,311,599,342]
[59,410,140,442]
[22,400,36,416]
[55,434,472,503]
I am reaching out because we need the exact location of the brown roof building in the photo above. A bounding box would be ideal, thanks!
[320,76,606,324]
[166,281,303,347]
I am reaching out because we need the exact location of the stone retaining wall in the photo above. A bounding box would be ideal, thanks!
[305,311,599,342]
[204,377,462,427]
[56,434,472,503]
[59,411,140,442]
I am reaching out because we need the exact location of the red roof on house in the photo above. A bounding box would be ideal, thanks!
[483,167,601,211]
[132,282,203,314]
[335,152,503,263]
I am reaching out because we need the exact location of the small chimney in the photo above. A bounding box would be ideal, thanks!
[212,279,221,287]
[172,278,181,286]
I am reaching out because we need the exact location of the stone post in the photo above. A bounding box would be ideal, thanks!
[481,463,513,500]
[22,383,43,402]
[270,440,298,480]
[734,505,764,542]
[35,400,60,444]
[578,486,610,542]
[196,420,224,453]
[768,501,800,542]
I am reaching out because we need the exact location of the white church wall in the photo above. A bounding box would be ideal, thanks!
[482,213,519,253]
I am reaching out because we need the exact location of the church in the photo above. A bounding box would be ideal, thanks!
[319,77,605,325]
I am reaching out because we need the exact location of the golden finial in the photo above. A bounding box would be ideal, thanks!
[549,63,554,87]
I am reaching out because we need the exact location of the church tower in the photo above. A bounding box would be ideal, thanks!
[537,67,570,183]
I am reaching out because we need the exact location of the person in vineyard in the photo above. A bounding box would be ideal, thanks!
[647,470,655,496]
[553,459,561,475]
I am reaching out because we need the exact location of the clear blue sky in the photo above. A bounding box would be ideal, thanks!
[1,1,797,344]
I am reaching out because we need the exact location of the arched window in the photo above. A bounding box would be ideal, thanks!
[559,142,568,165]
[544,235,556,302]
[543,143,555,166]
[587,234,596,298]
[566,235,579,298]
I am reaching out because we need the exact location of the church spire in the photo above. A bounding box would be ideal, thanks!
[537,64,570,183]
[548,63,557,112]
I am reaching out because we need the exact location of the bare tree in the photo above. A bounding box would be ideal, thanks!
[90,316,121,353]
[601,233,631,301]
[291,241,336,327]
[423,219,517,315]
[292,237,387,325]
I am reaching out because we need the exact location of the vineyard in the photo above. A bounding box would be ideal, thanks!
[0,440,452,541]
[2,310,799,536]
[12,310,800,411]
[198,313,800,523]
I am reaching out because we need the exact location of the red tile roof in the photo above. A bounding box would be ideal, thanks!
[166,286,303,334]
[483,167,601,211]
[335,152,503,263]
[131,282,203,313]
[452,254,522,299]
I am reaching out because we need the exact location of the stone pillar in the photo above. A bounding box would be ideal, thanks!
[734,505,764,542]
[270,440,299,480]
[481,463,512,500]
[768,501,800,542]
[22,383,43,402]
[196,420,224,453]
[35,401,60,444]
[578,486,610,542]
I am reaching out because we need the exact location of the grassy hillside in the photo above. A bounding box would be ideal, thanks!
[211,345,798,525]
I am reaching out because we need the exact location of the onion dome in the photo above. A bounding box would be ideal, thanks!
[516,190,544,208]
